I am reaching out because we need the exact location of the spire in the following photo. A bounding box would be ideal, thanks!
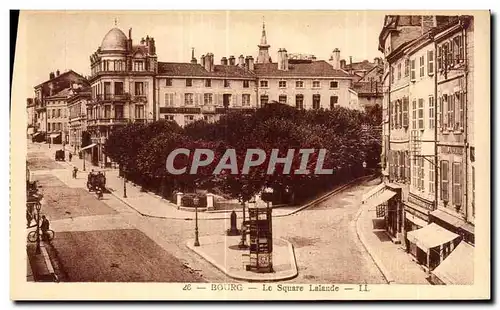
[256,17,271,64]
[259,17,269,47]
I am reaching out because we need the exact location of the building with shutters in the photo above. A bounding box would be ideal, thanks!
[67,86,92,154]
[364,14,475,284]
[87,27,157,166]
[157,52,258,126]
[32,69,88,142]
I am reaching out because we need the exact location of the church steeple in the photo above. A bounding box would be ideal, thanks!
[259,21,269,47]
[256,18,271,64]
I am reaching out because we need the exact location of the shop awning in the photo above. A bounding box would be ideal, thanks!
[431,209,464,227]
[27,127,34,135]
[49,133,61,138]
[80,143,97,151]
[406,212,428,228]
[432,241,474,285]
[31,132,41,137]
[407,223,459,251]
[362,189,396,210]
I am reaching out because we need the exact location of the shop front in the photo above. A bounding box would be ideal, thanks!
[361,183,403,243]
[406,223,461,273]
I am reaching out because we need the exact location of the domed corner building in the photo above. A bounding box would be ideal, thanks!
[86,27,158,168]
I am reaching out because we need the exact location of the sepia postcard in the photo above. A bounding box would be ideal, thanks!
[10,10,490,300]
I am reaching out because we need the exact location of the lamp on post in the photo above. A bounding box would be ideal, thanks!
[82,150,86,171]
[123,166,127,198]
[35,201,42,254]
[193,196,200,247]
[238,199,252,249]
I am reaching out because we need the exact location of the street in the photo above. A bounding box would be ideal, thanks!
[27,142,385,283]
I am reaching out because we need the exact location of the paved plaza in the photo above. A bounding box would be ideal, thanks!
[27,141,428,284]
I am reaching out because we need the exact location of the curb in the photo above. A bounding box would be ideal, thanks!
[40,244,58,282]
[354,201,394,284]
[186,238,298,282]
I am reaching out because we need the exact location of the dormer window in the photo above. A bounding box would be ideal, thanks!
[133,61,144,71]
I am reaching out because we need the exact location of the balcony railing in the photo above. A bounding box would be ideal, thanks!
[95,93,130,102]
[87,118,129,126]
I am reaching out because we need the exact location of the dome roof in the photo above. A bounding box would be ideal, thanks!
[100,28,128,52]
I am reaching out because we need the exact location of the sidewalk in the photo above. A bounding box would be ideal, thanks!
[30,141,375,221]
[186,235,298,282]
[355,189,430,284]
[26,242,57,282]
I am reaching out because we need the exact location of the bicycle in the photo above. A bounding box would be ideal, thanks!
[27,228,55,243]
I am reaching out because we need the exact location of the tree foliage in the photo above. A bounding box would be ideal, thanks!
[104,103,382,202]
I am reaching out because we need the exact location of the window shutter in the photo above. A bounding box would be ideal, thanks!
[390,101,394,130]
[410,59,416,80]
[398,100,403,129]
[406,151,411,183]
[459,35,465,63]
[441,161,449,202]
[428,50,434,75]
[403,97,409,127]
[460,91,465,130]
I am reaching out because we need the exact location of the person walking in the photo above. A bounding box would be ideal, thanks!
[69,152,73,162]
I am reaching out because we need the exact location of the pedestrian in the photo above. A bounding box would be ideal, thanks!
[69,152,72,162]
[40,215,50,241]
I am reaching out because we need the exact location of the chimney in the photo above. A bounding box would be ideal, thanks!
[421,15,437,35]
[221,57,228,65]
[205,53,214,72]
[277,48,283,70]
[229,56,235,66]
[191,48,197,64]
[149,37,156,55]
[247,56,254,71]
[245,56,249,68]
[349,56,353,65]
[331,48,341,69]
[282,49,289,71]
[49,72,55,80]
[56,69,60,76]
[340,59,346,69]
[141,37,145,45]
[201,54,205,67]
[128,28,133,51]
[238,55,245,67]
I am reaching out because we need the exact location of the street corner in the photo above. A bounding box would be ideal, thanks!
[186,235,298,282]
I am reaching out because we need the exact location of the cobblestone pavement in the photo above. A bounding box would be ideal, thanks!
[27,141,386,283]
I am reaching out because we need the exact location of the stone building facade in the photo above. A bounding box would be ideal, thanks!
[364,14,475,284]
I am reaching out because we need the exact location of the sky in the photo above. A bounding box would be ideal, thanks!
[14,10,386,98]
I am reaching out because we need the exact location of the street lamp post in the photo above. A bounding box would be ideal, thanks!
[35,201,42,254]
[193,196,200,247]
[123,167,127,198]
[239,200,251,249]
[83,151,86,171]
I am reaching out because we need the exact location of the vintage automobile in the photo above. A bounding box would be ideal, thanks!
[87,171,106,193]
[55,150,65,161]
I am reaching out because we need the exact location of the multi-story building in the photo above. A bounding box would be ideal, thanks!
[157,52,258,126]
[33,70,88,142]
[87,27,157,166]
[254,47,358,111]
[46,88,71,145]
[26,98,36,137]
[67,86,91,154]
[364,14,474,285]
[432,16,475,245]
